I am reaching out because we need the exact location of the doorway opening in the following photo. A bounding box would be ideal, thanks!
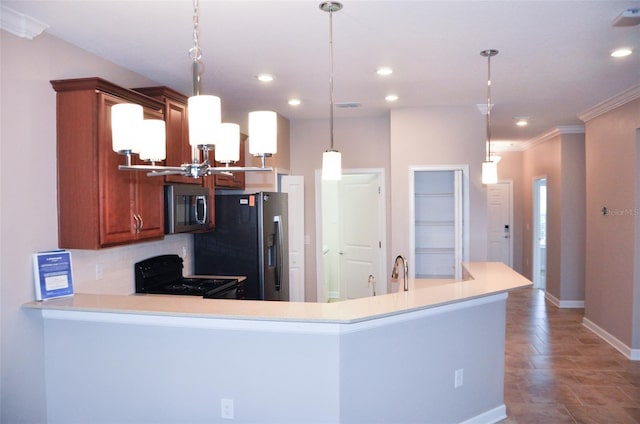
[533,177,547,289]
[409,166,469,281]
[315,169,387,302]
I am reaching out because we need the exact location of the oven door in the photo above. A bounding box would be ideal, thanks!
[165,185,209,234]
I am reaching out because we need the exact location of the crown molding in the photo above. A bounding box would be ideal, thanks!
[0,5,48,40]
[521,125,585,151]
[578,84,640,122]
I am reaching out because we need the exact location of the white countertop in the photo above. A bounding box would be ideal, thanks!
[24,262,532,324]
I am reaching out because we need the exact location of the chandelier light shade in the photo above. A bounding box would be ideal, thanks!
[111,0,275,178]
[322,149,342,181]
[215,123,240,163]
[111,103,143,154]
[248,111,278,157]
[482,160,498,184]
[320,1,343,181]
[480,49,499,185]
[187,95,221,148]
[138,119,166,162]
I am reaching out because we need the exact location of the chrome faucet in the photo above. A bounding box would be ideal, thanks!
[391,255,409,291]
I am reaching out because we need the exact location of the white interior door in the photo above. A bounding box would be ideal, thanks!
[338,173,384,299]
[281,175,305,302]
[487,181,513,267]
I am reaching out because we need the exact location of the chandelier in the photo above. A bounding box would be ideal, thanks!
[111,0,276,178]
[480,49,499,185]
[320,1,343,181]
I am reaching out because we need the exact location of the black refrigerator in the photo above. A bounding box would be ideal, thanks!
[194,192,289,301]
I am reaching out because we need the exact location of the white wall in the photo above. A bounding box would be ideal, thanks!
[0,30,194,422]
[389,107,488,263]
[584,97,640,350]
[290,116,391,301]
[291,108,491,301]
[37,294,507,424]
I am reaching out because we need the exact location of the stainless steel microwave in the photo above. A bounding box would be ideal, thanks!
[164,184,209,234]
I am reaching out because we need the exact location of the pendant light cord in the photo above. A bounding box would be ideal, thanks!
[328,5,335,151]
[481,49,498,162]
[189,0,202,96]
[486,52,492,161]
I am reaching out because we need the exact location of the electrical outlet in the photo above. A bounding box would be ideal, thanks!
[95,263,104,280]
[221,398,234,419]
[454,369,464,388]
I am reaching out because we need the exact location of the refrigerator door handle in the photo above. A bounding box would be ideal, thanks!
[274,215,283,292]
[195,195,207,225]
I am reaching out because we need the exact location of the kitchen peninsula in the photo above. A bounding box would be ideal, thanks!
[25,262,531,424]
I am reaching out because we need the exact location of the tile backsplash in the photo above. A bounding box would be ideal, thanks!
[69,234,194,295]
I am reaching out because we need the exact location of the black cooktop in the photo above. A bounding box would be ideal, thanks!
[135,254,241,299]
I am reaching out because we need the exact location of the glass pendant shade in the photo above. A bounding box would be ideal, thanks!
[188,95,221,147]
[138,119,167,162]
[109,0,275,179]
[248,111,277,156]
[111,103,143,153]
[322,149,342,180]
[215,123,240,163]
[482,160,498,184]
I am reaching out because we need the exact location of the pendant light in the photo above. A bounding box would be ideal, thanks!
[481,49,499,185]
[111,0,276,178]
[321,1,342,181]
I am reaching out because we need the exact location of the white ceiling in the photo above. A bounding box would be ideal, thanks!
[4,0,640,149]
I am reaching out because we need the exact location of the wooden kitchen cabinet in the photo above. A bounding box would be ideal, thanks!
[214,133,247,190]
[51,77,166,249]
[132,86,199,185]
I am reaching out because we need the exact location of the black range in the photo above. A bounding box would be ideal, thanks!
[134,254,243,299]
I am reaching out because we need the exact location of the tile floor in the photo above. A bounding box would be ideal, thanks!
[501,287,640,423]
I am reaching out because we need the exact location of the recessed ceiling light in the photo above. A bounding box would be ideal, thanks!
[257,74,274,82]
[611,48,633,58]
[385,94,399,102]
[376,67,393,76]
[288,98,301,106]
[514,117,529,127]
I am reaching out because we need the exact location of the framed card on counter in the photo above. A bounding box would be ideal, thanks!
[32,250,74,301]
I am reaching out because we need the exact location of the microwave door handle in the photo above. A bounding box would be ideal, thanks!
[274,216,283,291]
[195,195,207,225]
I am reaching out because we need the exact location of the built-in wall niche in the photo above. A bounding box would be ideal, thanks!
[410,166,469,280]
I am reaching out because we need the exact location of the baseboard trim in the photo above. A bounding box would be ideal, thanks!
[545,292,585,309]
[583,317,640,361]
[459,404,506,424]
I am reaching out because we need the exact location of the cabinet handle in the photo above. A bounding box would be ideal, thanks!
[133,214,143,233]
[137,214,144,231]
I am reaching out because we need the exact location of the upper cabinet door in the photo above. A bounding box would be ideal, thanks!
[52,77,166,249]
[98,93,138,246]
[132,86,200,185]
[97,93,165,246]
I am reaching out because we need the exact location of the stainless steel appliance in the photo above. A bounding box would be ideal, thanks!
[134,254,243,299]
[164,184,209,234]
[194,192,288,301]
